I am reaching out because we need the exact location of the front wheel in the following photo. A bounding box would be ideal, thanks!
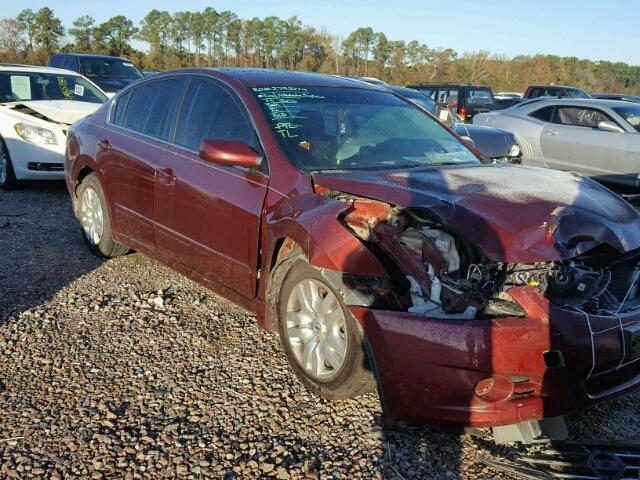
[0,138,19,190]
[278,259,375,399]
[77,173,128,258]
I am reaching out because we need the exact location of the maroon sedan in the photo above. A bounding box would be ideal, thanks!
[65,68,640,431]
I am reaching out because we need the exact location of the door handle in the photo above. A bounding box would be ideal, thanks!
[155,167,176,185]
[545,129,559,136]
[156,167,174,177]
[97,139,111,151]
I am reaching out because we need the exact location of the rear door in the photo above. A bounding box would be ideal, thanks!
[155,76,268,299]
[99,77,187,251]
[541,105,629,175]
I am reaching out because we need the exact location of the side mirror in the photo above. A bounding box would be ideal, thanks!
[199,139,262,168]
[598,121,624,133]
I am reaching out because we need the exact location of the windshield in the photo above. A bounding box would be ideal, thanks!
[613,105,640,132]
[0,71,107,104]
[466,88,494,105]
[252,86,479,171]
[79,58,143,80]
[567,88,590,99]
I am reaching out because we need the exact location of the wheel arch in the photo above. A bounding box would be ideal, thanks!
[70,163,97,216]
[257,195,389,331]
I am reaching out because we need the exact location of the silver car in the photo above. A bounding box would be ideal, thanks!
[473,98,640,187]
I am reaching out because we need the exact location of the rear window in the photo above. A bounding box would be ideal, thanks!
[465,88,494,105]
[529,106,554,122]
[529,87,558,98]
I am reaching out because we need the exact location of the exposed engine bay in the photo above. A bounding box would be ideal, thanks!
[327,191,640,319]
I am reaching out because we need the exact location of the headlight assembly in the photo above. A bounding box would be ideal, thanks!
[14,123,58,145]
[508,143,521,158]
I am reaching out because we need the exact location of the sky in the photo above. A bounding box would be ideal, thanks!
[6,0,638,66]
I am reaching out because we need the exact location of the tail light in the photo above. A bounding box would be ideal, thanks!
[458,107,466,119]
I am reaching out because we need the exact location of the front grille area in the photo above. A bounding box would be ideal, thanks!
[27,162,64,172]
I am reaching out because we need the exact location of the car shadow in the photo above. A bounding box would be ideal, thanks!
[0,181,105,323]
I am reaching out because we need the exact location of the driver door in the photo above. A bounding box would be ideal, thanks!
[154,77,268,300]
[541,106,629,176]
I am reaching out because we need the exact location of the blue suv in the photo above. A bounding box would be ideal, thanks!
[48,53,144,93]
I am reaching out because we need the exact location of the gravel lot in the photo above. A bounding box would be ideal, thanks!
[1,182,638,479]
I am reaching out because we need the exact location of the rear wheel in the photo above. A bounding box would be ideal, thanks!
[278,259,375,399]
[77,173,128,257]
[0,138,19,190]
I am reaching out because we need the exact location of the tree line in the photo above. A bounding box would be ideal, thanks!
[1,7,639,94]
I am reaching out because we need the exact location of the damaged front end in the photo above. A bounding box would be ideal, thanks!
[326,189,640,320]
[315,185,640,428]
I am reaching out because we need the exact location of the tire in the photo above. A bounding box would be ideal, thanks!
[278,259,375,399]
[0,138,20,190]
[76,173,129,258]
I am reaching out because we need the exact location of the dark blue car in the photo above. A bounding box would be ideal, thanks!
[48,53,144,94]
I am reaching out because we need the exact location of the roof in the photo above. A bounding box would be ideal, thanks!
[407,83,469,87]
[386,85,426,96]
[593,93,640,99]
[51,53,130,61]
[515,97,634,109]
[167,68,384,90]
[526,85,584,90]
[0,64,81,75]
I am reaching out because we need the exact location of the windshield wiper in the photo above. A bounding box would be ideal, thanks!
[426,160,477,166]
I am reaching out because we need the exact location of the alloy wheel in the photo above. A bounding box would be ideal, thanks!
[80,186,104,245]
[285,278,348,380]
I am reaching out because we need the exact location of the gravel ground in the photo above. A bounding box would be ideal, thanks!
[0,182,638,479]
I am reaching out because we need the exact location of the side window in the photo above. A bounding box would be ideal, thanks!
[436,88,458,104]
[175,78,255,152]
[63,57,77,71]
[112,90,131,126]
[554,107,613,128]
[419,88,436,99]
[529,106,554,122]
[49,56,63,68]
[122,78,186,141]
[529,88,541,98]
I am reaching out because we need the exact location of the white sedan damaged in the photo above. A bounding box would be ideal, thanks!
[0,65,108,189]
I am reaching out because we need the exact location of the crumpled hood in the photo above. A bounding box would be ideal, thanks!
[7,100,101,125]
[313,164,640,262]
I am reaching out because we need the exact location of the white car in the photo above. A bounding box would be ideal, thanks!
[0,64,108,189]
[473,98,640,187]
